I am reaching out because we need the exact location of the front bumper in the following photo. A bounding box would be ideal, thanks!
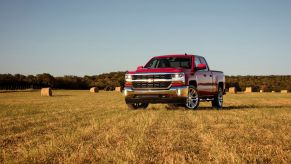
[124,86,189,104]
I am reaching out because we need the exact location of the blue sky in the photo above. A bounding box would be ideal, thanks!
[0,0,290,76]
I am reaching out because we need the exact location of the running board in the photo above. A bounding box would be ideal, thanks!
[199,98,214,102]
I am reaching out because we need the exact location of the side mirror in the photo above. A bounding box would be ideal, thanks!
[196,64,206,70]
[137,66,144,70]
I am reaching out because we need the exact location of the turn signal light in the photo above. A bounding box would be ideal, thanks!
[125,81,132,87]
[171,81,185,87]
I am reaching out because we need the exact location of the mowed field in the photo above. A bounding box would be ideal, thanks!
[0,90,290,163]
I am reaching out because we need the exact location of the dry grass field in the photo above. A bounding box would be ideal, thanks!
[0,90,290,163]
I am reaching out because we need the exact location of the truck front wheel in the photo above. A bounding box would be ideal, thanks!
[127,103,149,110]
[185,86,199,109]
[212,87,223,109]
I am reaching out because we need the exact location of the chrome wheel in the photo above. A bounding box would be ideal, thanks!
[186,86,199,109]
[212,87,223,109]
[218,88,223,107]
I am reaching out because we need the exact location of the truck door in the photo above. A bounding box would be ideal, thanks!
[199,57,214,95]
[195,57,213,96]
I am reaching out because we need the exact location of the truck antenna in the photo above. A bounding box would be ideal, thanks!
[185,53,187,55]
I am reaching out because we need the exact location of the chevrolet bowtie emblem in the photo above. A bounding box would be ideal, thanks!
[147,79,154,83]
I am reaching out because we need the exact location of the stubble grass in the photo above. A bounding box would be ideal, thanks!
[0,90,290,163]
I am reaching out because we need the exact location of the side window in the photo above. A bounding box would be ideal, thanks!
[199,57,209,71]
[194,57,201,67]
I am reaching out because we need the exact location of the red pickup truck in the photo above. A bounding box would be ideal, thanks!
[124,54,225,109]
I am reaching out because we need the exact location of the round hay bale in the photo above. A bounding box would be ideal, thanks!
[281,90,288,93]
[260,90,264,93]
[228,87,237,94]
[115,87,121,92]
[245,87,252,93]
[90,87,99,93]
[41,88,52,96]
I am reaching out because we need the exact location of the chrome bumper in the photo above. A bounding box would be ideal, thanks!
[124,86,189,104]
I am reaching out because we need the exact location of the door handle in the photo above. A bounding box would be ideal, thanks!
[203,74,206,77]
[210,75,212,77]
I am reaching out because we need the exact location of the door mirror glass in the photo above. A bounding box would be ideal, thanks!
[196,64,206,70]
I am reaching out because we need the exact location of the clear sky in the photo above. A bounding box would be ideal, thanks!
[0,0,290,76]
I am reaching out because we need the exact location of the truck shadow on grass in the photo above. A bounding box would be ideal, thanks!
[51,95,75,97]
[196,105,291,110]
[156,105,291,111]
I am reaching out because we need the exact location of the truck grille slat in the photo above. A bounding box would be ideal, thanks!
[132,74,171,80]
[133,82,171,89]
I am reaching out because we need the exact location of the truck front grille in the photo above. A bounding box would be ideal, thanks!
[132,74,172,80]
[133,82,171,89]
[131,74,173,89]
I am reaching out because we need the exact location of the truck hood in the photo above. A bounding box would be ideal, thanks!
[127,68,183,74]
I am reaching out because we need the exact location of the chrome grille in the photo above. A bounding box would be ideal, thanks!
[132,74,171,80]
[132,74,172,89]
[133,82,171,89]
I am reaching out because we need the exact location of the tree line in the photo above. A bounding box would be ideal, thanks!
[225,75,291,92]
[0,72,125,90]
[0,73,290,92]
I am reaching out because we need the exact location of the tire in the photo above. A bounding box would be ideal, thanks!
[127,103,149,110]
[212,87,223,109]
[185,86,200,109]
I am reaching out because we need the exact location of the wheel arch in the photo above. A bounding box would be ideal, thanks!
[218,82,224,88]
[189,80,197,87]
[218,82,225,94]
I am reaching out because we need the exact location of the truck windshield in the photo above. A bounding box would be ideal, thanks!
[144,57,191,69]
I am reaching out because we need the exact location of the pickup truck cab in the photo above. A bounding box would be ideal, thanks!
[124,54,225,109]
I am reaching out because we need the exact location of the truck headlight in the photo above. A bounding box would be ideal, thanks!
[125,74,133,87]
[125,74,132,82]
[171,73,185,83]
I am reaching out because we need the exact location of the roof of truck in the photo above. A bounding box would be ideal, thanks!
[154,54,203,58]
